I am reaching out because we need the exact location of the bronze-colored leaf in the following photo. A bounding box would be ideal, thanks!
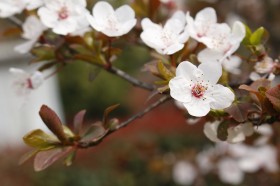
[266,85,280,112]
[73,110,86,135]
[82,122,107,142]
[225,103,253,122]
[103,104,120,129]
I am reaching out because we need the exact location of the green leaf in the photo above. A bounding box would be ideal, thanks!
[217,121,229,141]
[157,62,174,81]
[103,104,120,129]
[242,24,252,45]
[266,85,280,112]
[31,46,55,62]
[63,150,76,167]
[39,105,68,143]
[250,27,265,45]
[23,129,59,150]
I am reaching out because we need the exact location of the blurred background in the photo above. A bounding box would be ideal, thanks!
[0,0,280,185]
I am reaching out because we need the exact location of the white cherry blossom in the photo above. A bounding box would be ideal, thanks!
[0,0,26,18]
[9,68,44,96]
[15,15,47,54]
[172,161,197,185]
[38,0,89,35]
[198,50,242,74]
[87,1,136,37]
[249,56,276,81]
[169,61,234,117]
[203,121,254,143]
[186,7,217,43]
[141,11,189,55]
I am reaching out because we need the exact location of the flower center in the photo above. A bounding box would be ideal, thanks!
[191,84,206,98]
[58,7,69,20]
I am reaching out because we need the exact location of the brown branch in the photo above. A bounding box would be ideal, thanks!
[78,95,171,148]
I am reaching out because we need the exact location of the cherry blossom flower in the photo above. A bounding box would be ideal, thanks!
[203,121,254,143]
[38,0,89,35]
[141,11,189,55]
[0,0,26,18]
[87,1,136,37]
[217,157,244,185]
[198,51,242,74]
[249,56,276,81]
[9,68,44,96]
[172,161,197,185]
[169,61,234,117]
[186,7,217,43]
[14,15,47,54]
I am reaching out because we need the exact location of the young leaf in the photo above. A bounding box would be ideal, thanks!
[23,129,59,150]
[103,104,120,129]
[39,105,67,143]
[157,62,174,81]
[73,110,86,135]
[63,150,77,167]
[242,24,252,45]
[19,149,40,165]
[31,46,55,62]
[34,147,73,172]
[250,27,265,45]
[217,121,229,141]
[82,122,107,142]
[225,103,252,122]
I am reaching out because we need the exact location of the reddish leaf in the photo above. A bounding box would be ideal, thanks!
[266,85,280,112]
[239,84,258,93]
[225,103,253,122]
[73,110,86,135]
[103,104,119,129]
[39,105,67,143]
[19,150,39,165]
[34,147,73,171]
[82,121,107,142]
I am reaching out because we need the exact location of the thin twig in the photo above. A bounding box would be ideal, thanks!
[108,66,156,91]
[7,16,23,27]
[78,95,171,148]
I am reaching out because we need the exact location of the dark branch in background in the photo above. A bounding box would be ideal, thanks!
[108,66,156,91]
[78,95,171,148]
[7,16,23,27]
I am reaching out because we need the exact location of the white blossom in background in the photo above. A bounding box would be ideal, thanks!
[14,15,47,54]
[254,124,273,145]
[0,0,26,18]
[169,61,234,117]
[172,161,197,185]
[186,7,217,43]
[141,11,189,55]
[87,1,136,37]
[25,0,44,10]
[9,68,44,96]
[217,157,244,185]
[203,121,254,143]
[249,56,276,81]
[38,0,89,35]
[198,51,242,74]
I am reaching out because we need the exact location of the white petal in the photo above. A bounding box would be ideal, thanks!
[169,77,192,103]
[231,21,246,43]
[92,1,114,21]
[176,61,197,82]
[38,7,57,28]
[164,18,184,35]
[164,43,184,55]
[173,161,197,185]
[207,84,235,110]
[222,55,241,74]
[14,39,36,54]
[198,62,222,84]
[203,121,221,142]
[141,18,162,31]
[87,14,102,31]
[198,48,224,63]
[115,5,135,23]
[249,72,261,81]
[30,71,44,89]
[227,127,246,143]
[195,7,217,26]
[119,19,137,35]
[183,98,211,117]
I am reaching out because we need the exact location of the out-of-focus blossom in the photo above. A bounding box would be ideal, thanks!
[250,56,276,81]
[217,157,244,185]
[38,0,89,35]
[254,124,273,145]
[198,50,242,74]
[141,11,189,55]
[0,0,26,17]
[172,161,197,185]
[9,68,44,96]
[25,0,44,10]
[14,15,47,54]
[203,121,254,143]
[169,61,234,117]
[87,1,136,37]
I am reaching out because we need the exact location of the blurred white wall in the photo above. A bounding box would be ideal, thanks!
[0,39,64,149]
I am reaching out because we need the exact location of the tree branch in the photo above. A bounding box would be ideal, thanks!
[78,95,171,148]
[107,66,157,91]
